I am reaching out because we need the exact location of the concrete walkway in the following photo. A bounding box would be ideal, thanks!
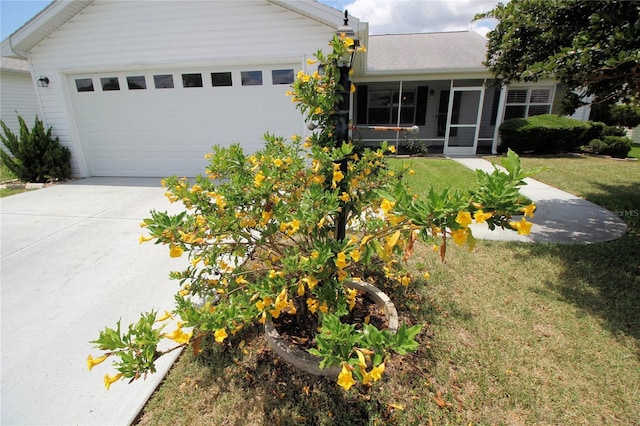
[453,158,628,243]
[1,178,188,426]
[0,165,628,425]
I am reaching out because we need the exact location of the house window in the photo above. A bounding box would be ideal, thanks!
[75,78,94,92]
[154,74,174,89]
[272,69,294,85]
[367,90,415,125]
[504,87,553,120]
[211,72,232,87]
[241,71,263,86]
[182,73,203,88]
[100,77,120,91]
[127,76,146,90]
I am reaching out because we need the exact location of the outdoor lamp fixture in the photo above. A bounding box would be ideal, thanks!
[37,76,49,87]
[334,10,359,241]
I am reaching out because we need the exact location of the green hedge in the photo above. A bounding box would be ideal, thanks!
[499,114,591,154]
[0,115,71,183]
[585,136,633,158]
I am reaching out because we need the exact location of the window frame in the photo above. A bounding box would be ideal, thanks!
[504,86,554,120]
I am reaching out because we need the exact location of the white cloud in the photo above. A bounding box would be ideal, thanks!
[341,0,501,36]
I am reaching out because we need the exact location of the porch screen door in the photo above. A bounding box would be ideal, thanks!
[444,87,484,156]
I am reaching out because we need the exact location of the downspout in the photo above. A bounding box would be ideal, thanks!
[8,34,28,60]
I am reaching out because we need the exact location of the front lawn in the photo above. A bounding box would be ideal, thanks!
[136,156,640,425]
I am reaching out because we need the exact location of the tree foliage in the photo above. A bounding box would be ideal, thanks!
[476,0,640,110]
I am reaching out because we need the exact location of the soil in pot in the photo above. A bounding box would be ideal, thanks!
[272,291,390,352]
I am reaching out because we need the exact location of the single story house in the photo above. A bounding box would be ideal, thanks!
[1,0,563,178]
[0,57,41,135]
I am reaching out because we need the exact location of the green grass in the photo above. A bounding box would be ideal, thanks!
[1,161,17,183]
[388,157,479,195]
[135,155,640,425]
[0,162,28,197]
[629,144,640,159]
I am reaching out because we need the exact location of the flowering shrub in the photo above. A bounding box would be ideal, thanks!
[89,33,540,391]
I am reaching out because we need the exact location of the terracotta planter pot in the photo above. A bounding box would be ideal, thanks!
[264,280,398,377]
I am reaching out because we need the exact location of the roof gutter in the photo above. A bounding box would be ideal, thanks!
[364,67,488,76]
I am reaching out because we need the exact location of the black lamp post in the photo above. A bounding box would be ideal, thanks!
[334,11,358,242]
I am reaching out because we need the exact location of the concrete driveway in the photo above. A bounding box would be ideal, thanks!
[1,178,188,425]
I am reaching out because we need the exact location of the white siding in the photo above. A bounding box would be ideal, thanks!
[27,0,341,176]
[0,70,41,135]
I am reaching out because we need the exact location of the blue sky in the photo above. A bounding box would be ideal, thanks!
[1,0,499,41]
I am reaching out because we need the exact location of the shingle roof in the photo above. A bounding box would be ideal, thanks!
[366,31,488,73]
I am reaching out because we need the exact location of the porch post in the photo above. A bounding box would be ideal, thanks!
[491,84,508,154]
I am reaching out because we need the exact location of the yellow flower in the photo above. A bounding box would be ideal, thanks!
[307,58,317,65]
[254,172,266,187]
[455,211,473,228]
[400,275,411,287]
[380,199,396,214]
[350,248,361,263]
[423,270,431,280]
[350,83,356,93]
[87,354,109,371]
[474,210,493,224]
[451,228,468,245]
[337,364,356,390]
[156,310,173,322]
[273,158,284,168]
[385,230,401,253]
[303,275,319,290]
[338,192,350,202]
[256,296,273,311]
[139,234,153,244]
[332,170,344,189]
[510,217,533,235]
[344,37,355,47]
[521,202,536,218]
[370,362,385,381]
[169,244,183,258]
[164,325,192,345]
[214,328,228,343]
[388,145,396,153]
[346,287,357,310]
[306,297,319,313]
[314,106,323,114]
[103,372,123,391]
[287,219,301,236]
[297,280,306,296]
[335,252,348,270]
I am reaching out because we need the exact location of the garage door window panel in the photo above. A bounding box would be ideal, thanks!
[211,72,232,87]
[241,71,263,86]
[182,73,203,88]
[127,76,147,90]
[101,77,120,91]
[272,69,294,85]
[154,74,174,89]
[75,78,94,92]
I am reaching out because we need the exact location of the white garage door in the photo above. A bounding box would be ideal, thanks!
[68,65,303,177]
